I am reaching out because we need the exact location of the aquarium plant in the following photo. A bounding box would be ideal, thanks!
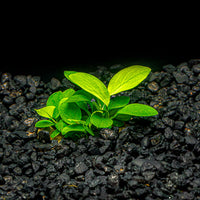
[35,65,158,139]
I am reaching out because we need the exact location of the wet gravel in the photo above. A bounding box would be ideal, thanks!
[0,59,200,199]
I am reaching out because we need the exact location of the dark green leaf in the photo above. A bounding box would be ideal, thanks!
[112,119,124,127]
[108,96,130,110]
[59,102,82,123]
[90,111,113,128]
[50,129,60,138]
[61,124,86,135]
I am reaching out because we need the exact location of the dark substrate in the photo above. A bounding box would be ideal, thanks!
[0,60,200,200]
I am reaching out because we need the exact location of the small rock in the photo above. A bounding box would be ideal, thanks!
[185,135,197,145]
[177,191,194,200]
[99,128,118,140]
[163,64,176,73]
[27,76,41,87]
[142,171,155,181]
[13,167,22,175]
[147,81,159,92]
[107,173,119,186]
[3,96,14,104]
[29,86,37,94]
[26,92,35,100]
[192,64,200,73]
[37,130,51,143]
[174,121,184,130]
[75,162,88,174]
[173,72,188,83]
[14,75,27,87]
[50,78,61,90]
[23,118,35,127]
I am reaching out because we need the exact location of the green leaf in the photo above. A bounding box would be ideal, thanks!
[108,96,130,110]
[35,120,55,128]
[62,88,75,98]
[108,65,151,95]
[64,71,77,79]
[115,114,132,121]
[50,129,60,138]
[90,111,113,128]
[59,102,82,123]
[46,91,63,118]
[35,106,55,118]
[67,94,91,103]
[63,119,86,125]
[61,124,86,135]
[64,71,110,106]
[55,120,68,131]
[47,91,63,106]
[117,103,158,117]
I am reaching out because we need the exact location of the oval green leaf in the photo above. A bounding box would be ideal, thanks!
[59,102,82,123]
[108,96,130,110]
[35,106,55,118]
[90,111,113,128]
[47,91,63,118]
[61,124,86,135]
[35,120,55,128]
[62,88,75,98]
[64,71,110,106]
[108,65,151,95]
[117,103,158,117]
[47,91,63,107]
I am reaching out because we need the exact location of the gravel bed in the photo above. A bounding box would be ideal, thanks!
[0,59,200,200]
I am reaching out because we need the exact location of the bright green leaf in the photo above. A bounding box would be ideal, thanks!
[62,88,75,98]
[108,96,130,110]
[46,91,63,118]
[47,91,63,107]
[61,124,86,135]
[117,103,158,117]
[64,71,77,80]
[35,106,55,119]
[67,94,90,103]
[59,102,82,123]
[108,65,151,95]
[35,120,55,128]
[90,111,113,128]
[64,71,110,106]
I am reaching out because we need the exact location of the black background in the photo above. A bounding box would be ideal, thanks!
[1,35,199,81]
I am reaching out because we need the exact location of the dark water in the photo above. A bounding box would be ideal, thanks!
[2,48,199,82]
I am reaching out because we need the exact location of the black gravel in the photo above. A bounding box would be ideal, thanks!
[0,59,200,200]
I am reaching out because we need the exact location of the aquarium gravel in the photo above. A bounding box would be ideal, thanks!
[0,59,200,199]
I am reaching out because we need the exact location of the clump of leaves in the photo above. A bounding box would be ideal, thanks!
[35,65,158,140]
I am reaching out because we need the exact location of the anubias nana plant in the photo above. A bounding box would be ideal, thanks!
[35,65,158,140]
